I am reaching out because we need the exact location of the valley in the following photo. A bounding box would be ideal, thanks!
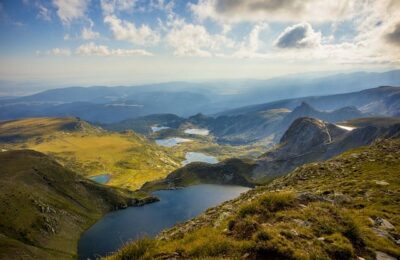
[2,3,400,259]
[0,117,267,191]
[108,138,400,260]
[0,149,156,259]
[0,85,399,260]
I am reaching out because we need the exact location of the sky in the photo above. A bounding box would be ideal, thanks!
[0,0,399,94]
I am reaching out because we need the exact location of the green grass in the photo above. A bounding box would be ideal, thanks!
[0,149,154,260]
[0,117,267,191]
[108,139,400,260]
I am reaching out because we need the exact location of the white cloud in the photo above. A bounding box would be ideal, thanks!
[52,0,90,24]
[37,48,71,56]
[274,22,321,49]
[100,0,137,15]
[248,23,268,51]
[166,23,235,57]
[51,48,71,56]
[36,3,52,21]
[104,15,160,45]
[76,42,153,56]
[190,0,357,24]
[231,23,268,58]
[81,26,100,40]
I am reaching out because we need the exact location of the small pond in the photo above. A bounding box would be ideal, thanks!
[89,174,111,184]
[184,128,209,136]
[151,126,170,132]
[155,137,192,147]
[182,152,218,165]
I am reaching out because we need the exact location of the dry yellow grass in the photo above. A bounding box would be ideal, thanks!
[1,117,182,190]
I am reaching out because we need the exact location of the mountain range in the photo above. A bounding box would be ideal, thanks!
[105,86,399,146]
[0,70,399,123]
[143,116,400,190]
[0,80,399,260]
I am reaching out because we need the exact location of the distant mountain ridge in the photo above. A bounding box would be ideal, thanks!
[219,86,400,116]
[184,101,364,145]
[103,86,398,145]
[0,70,399,123]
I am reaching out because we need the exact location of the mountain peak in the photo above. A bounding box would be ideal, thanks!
[279,117,333,155]
[295,102,316,112]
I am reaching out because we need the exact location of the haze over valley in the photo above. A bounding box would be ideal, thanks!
[0,0,400,260]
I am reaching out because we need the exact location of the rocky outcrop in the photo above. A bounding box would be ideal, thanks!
[252,117,400,181]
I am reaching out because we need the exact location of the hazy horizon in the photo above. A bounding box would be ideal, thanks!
[1,68,399,97]
[1,0,400,96]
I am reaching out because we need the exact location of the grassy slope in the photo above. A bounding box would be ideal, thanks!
[141,158,258,191]
[0,117,182,190]
[108,139,400,260]
[0,149,155,260]
[0,117,266,190]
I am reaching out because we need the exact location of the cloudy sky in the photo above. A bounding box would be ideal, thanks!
[0,0,399,92]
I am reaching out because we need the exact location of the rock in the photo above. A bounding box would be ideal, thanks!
[375,251,396,260]
[297,192,327,203]
[332,193,352,204]
[375,180,389,186]
[293,218,311,227]
[374,217,395,230]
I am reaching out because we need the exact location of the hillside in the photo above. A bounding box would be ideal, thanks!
[252,117,400,180]
[219,86,400,117]
[0,150,156,259]
[141,158,257,191]
[109,138,400,260]
[101,86,399,146]
[0,117,103,142]
[102,114,185,135]
[143,117,400,190]
[0,117,182,190]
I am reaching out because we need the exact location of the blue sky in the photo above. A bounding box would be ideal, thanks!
[0,0,399,94]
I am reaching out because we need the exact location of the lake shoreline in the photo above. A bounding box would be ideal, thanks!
[78,184,250,259]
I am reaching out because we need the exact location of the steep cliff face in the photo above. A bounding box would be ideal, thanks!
[252,117,343,180]
[279,117,341,155]
[252,117,400,181]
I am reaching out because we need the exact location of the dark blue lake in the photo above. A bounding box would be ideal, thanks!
[78,184,249,259]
